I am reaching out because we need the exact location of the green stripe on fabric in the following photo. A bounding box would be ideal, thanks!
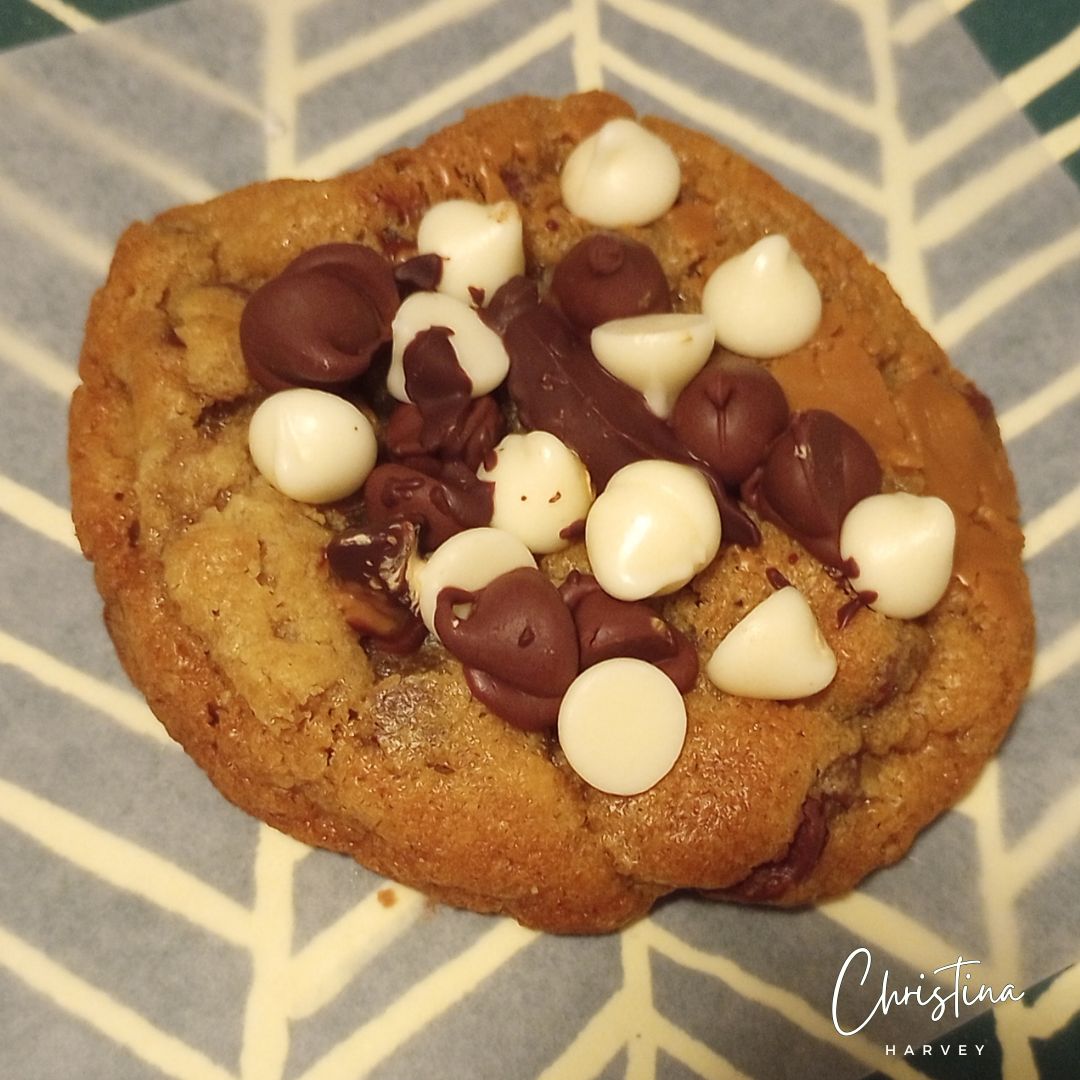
[863,1009,1004,1079]
[958,0,1080,76]
[1026,66,1080,132]
[62,0,178,17]
[0,0,67,50]
[1033,1004,1080,1079]
[1062,147,1080,186]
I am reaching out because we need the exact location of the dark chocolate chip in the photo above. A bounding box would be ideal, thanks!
[671,355,790,486]
[326,519,419,596]
[741,410,882,567]
[551,233,671,331]
[240,244,399,391]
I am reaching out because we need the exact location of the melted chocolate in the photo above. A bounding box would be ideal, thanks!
[560,572,698,692]
[502,292,691,488]
[435,567,579,730]
[712,797,828,901]
[394,252,443,295]
[391,324,507,470]
[240,244,398,391]
[384,395,504,472]
[401,325,474,454]
[837,590,878,629]
[741,410,882,567]
[551,233,671,331]
[498,287,760,544]
[481,275,542,336]
[765,567,791,591]
[363,460,493,551]
[311,230,891,745]
[462,669,564,732]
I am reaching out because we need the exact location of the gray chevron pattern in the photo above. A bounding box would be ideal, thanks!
[1,1,1078,1077]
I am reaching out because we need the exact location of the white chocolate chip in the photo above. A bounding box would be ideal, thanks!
[248,388,377,504]
[701,235,822,358]
[416,199,525,306]
[558,658,687,795]
[477,431,594,554]
[387,291,510,402]
[559,118,681,228]
[585,460,721,601]
[414,526,535,636]
[840,492,956,619]
[705,586,837,700]
[590,312,715,418]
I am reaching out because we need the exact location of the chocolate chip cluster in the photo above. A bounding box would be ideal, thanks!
[239,230,879,722]
[237,117,956,798]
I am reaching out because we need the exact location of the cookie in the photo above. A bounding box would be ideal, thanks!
[69,91,1033,933]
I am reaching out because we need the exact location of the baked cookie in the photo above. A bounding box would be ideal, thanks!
[69,91,1033,933]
